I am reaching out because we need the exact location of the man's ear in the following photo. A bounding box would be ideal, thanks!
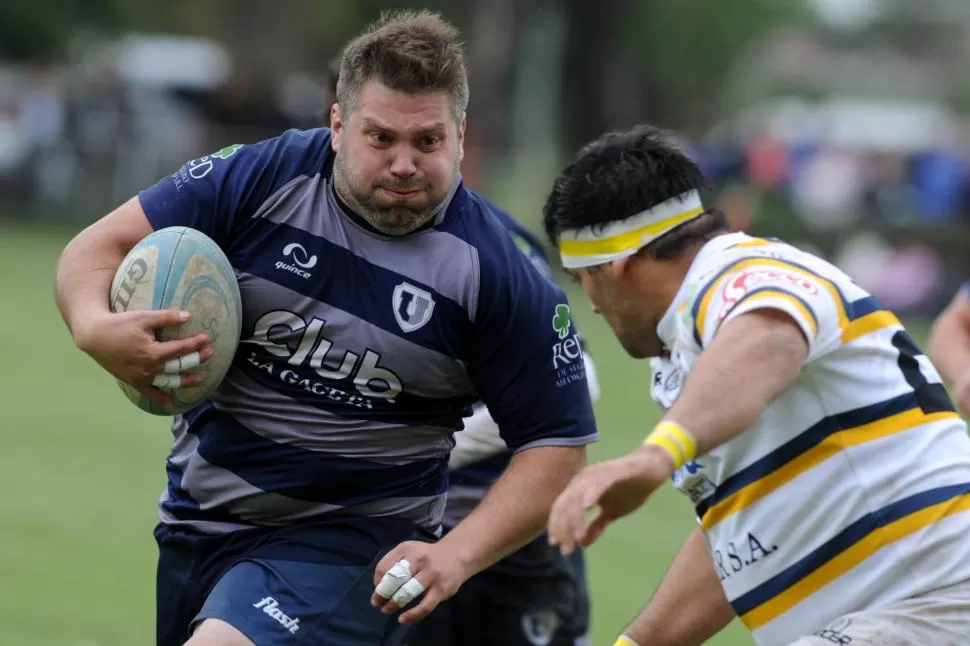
[330,103,343,151]
[605,255,634,278]
[456,113,466,163]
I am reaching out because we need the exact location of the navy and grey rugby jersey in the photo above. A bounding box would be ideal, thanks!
[443,210,582,523]
[138,128,598,534]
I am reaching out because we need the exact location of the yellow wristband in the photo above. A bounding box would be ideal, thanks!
[643,420,698,470]
[615,636,640,646]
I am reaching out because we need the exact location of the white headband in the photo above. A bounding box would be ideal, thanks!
[558,190,705,269]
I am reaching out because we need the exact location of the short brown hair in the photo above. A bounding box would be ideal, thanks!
[336,10,469,120]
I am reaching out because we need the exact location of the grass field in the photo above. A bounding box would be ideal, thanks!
[5,220,933,645]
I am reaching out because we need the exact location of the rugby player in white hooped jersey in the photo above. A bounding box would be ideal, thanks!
[542,125,970,646]
[53,10,597,646]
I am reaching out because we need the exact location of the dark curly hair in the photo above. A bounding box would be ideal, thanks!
[543,125,727,263]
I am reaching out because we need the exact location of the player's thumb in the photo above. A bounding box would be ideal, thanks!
[140,309,191,329]
[580,508,613,547]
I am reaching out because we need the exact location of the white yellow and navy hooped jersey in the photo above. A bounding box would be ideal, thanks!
[650,232,970,645]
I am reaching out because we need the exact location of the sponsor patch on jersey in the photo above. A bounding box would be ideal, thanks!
[715,268,819,326]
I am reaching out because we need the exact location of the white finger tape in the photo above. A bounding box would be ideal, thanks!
[391,577,425,607]
[153,373,182,389]
[374,559,412,599]
[164,351,202,374]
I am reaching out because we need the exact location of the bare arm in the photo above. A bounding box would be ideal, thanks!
[373,444,587,623]
[621,529,735,646]
[660,308,808,456]
[54,197,154,347]
[443,444,586,573]
[549,309,808,555]
[54,197,211,400]
[927,288,970,387]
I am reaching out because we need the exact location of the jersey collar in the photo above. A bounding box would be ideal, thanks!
[655,232,752,350]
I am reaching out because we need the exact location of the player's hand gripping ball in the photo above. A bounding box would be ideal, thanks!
[108,226,242,415]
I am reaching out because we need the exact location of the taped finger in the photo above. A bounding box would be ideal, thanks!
[164,351,202,374]
[153,373,182,390]
[391,577,425,608]
[374,559,412,599]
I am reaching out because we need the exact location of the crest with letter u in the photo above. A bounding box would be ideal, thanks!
[392,282,435,333]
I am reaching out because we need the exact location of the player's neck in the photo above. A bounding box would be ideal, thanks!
[633,247,701,321]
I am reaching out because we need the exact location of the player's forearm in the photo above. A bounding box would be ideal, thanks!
[55,198,154,348]
[664,311,807,455]
[622,529,734,646]
[55,225,126,346]
[928,310,970,386]
[439,445,585,575]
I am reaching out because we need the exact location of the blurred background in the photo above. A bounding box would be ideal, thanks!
[3,1,970,644]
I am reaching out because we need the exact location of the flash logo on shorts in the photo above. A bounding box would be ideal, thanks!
[253,596,301,634]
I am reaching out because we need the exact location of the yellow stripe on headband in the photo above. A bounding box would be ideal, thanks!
[559,207,703,257]
[558,190,705,269]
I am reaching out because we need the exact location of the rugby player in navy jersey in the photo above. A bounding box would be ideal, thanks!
[54,10,596,646]
[324,54,597,646]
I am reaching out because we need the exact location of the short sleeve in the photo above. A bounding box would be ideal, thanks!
[137,129,330,247]
[692,259,846,361]
[468,238,598,452]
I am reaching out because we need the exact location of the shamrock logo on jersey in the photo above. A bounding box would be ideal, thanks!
[552,304,571,340]
[211,144,243,160]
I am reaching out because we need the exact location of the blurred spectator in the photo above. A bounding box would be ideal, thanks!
[745,131,788,190]
[17,62,74,204]
[909,146,968,223]
[791,143,864,230]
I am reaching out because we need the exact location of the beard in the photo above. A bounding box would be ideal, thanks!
[333,153,460,236]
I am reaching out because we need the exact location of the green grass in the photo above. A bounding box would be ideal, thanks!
[11,221,923,644]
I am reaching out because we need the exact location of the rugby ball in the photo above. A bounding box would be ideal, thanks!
[109,226,242,416]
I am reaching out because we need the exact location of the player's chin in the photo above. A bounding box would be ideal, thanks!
[619,335,651,360]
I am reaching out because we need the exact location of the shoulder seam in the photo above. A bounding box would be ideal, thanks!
[250,174,317,221]
[455,199,482,323]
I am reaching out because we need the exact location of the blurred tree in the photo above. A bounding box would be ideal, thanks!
[559,0,806,151]
[0,0,129,60]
